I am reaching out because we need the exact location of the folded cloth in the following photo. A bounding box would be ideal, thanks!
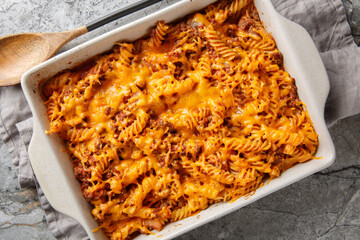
[0,0,359,239]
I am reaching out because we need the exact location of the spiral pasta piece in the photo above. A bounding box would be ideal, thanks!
[204,27,237,61]
[118,43,135,67]
[226,0,250,15]
[150,21,169,47]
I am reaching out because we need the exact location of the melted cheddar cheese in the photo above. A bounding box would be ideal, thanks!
[43,0,319,239]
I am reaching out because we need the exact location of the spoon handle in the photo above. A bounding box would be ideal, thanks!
[86,0,163,32]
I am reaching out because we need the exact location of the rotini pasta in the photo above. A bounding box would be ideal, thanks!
[43,0,319,239]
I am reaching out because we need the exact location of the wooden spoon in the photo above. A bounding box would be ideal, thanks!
[0,0,162,86]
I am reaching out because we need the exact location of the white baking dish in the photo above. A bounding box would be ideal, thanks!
[21,0,336,239]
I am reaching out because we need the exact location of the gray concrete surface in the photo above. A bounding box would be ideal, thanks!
[342,0,360,45]
[0,0,359,239]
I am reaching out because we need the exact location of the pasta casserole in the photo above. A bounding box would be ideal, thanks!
[43,0,319,239]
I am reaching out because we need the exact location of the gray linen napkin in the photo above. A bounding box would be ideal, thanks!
[0,0,359,239]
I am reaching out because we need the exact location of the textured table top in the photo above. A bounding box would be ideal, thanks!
[0,0,359,239]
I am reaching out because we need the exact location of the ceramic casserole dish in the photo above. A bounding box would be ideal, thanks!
[21,0,336,239]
